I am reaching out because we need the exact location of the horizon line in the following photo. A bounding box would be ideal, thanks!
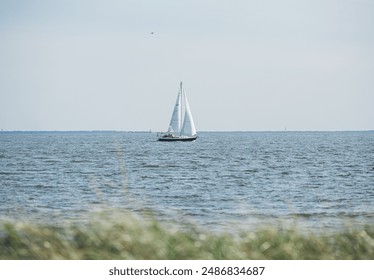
[1,129,373,133]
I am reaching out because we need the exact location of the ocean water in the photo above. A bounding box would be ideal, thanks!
[0,131,373,232]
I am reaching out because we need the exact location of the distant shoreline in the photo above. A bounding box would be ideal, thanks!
[1,130,373,133]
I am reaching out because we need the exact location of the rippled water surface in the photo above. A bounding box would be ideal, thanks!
[1,131,373,232]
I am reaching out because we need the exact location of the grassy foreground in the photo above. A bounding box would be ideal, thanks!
[1,213,373,260]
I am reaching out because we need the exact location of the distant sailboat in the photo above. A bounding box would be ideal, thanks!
[158,82,197,141]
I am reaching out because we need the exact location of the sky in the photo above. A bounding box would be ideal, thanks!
[0,0,373,131]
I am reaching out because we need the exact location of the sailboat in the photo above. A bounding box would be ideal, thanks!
[158,82,197,141]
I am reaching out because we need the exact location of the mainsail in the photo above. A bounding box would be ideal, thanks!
[180,91,196,136]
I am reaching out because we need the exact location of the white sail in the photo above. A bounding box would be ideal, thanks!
[167,84,182,133]
[180,91,197,136]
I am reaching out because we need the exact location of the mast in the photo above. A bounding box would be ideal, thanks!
[179,81,183,133]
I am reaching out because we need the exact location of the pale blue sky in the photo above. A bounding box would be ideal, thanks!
[1,0,373,131]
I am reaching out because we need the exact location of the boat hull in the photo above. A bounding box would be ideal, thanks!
[157,135,197,142]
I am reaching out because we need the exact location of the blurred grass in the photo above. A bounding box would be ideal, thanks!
[1,212,373,260]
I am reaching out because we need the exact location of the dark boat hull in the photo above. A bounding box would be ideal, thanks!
[158,135,197,142]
